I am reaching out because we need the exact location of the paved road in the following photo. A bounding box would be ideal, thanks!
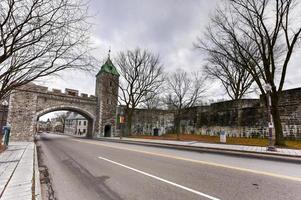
[37,133,301,200]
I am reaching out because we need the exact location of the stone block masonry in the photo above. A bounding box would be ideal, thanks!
[7,56,120,141]
[115,88,301,139]
[7,83,98,141]
[95,58,119,137]
[184,88,301,138]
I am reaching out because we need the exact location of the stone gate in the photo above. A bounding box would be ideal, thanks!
[7,57,119,141]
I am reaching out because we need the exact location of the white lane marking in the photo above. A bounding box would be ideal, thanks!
[98,156,220,200]
[74,139,301,182]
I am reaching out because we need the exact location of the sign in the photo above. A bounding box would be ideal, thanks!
[220,131,226,143]
[268,122,274,128]
[119,116,125,124]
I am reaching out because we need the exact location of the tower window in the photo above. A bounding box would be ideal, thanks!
[110,81,112,86]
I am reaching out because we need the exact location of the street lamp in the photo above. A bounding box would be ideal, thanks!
[264,83,276,151]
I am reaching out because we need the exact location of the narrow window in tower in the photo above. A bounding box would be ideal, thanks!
[110,81,112,87]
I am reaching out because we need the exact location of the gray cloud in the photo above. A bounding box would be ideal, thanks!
[40,0,301,100]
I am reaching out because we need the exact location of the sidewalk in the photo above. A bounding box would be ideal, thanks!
[98,137,301,161]
[0,142,41,200]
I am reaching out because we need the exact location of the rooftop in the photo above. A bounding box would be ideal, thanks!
[96,57,119,76]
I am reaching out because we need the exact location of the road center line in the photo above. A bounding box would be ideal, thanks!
[97,156,220,200]
[73,139,301,182]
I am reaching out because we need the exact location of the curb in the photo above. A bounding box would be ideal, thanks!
[96,137,301,164]
[34,144,42,200]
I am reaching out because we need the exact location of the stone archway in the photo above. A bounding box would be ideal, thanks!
[7,84,98,141]
[7,57,120,141]
[104,125,111,137]
[36,105,95,138]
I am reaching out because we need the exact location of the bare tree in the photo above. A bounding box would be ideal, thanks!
[197,38,257,100]
[141,90,165,110]
[165,69,206,139]
[0,0,95,100]
[117,48,164,136]
[197,0,301,145]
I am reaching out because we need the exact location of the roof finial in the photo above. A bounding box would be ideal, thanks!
[108,47,111,59]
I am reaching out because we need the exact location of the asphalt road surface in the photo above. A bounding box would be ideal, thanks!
[37,133,301,200]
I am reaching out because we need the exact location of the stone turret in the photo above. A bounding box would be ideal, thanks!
[95,56,119,137]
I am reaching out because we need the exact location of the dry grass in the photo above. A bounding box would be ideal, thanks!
[129,134,301,149]
[285,140,301,149]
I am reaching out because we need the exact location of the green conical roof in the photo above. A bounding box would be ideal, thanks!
[97,57,119,76]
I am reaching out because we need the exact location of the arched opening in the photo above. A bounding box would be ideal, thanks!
[104,125,111,137]
[153,128,159,136]
[36,106,95,138]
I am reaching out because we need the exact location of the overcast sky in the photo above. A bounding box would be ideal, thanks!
[40,0,301,100]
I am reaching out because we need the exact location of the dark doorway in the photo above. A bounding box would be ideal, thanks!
[104,125,111,137]
[153,128,159,136]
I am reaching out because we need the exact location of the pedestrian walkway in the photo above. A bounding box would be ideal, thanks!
[0,142,40,200]
[104,137,301,158]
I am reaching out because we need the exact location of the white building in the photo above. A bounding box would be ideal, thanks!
[64,112,88,135]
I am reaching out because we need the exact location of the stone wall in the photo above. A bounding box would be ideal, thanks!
[116,88,301,139]
[116,106,174,136]
[183,89,301,139]
[8,83,97,141]
[277,88,301,138]
[7,88,38,141]
[197,99,262,127]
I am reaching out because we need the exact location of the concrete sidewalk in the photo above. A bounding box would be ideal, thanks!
[0,142,41,200]
[98,137,301,161]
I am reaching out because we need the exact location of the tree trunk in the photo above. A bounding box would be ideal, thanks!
[174,114,181,140]
[270,92,285,146]
[126,110,133,136]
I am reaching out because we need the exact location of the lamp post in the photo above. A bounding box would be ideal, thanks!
[1,100,8,134]
[264,83,276,151]
[1,100,8,146]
